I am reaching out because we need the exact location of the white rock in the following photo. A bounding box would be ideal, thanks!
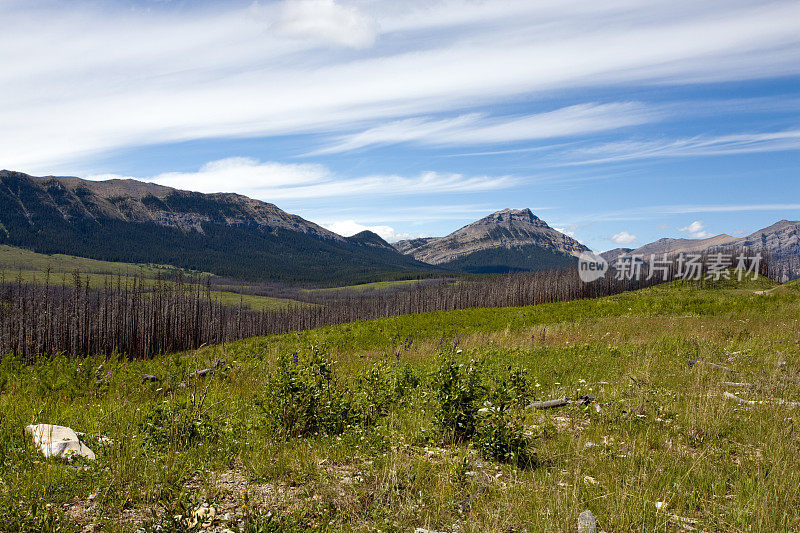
[186,505,216,528]
[578,509,598,533]
[25,424,95,460]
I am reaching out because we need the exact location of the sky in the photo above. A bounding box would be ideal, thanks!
[2,0,799,250]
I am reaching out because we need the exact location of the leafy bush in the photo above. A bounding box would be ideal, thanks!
[138,399,218,450]
[476,408,536,468]
[507,366,532,407]
[267,347,353,438]
[354,360,395,428]
[433,355,484,442]
[391,362,420,400]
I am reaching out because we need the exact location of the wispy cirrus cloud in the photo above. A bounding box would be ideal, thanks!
[270,0,378,49]
[562,129,800,165]
[566,203,800,224]
[87,157,517,201]
[3,1,800,172]
[311,102,659,154]
[302,204,533,225]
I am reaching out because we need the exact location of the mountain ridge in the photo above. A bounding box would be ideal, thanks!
[0,170,434,283]
[601,220,800,278]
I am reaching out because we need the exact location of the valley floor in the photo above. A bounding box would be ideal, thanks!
[1,278,799,532]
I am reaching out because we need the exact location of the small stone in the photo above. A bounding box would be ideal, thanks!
[189,505,216,528]
[578,394,596,405]
[188,368,211,379]
[578,509,598,533]
[141,374,159,384]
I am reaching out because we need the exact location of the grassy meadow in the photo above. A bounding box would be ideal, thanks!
[1,277,799,531]
[299,279,424,295]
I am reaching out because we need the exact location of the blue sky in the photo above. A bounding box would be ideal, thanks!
[2,0,799,250]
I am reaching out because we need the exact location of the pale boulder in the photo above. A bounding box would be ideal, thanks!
[25,424,96,460]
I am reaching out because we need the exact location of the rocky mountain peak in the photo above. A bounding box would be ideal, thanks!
[393,208,588,268]
[474,208,548,228]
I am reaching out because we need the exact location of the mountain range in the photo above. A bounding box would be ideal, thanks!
[0,171,431,284]
[2,170,797,283]
[601,220,800,279]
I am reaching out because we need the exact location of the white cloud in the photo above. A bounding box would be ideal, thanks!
[322,220,425,242]
[146,158,330,193]
[2,1,800,171]
[312,102,658,154]
[611,231,638,244]
[563,129,800,165]
[300,204,518,224]
[87,157,517,200]
[271,0,378,49]
[678,220,712,239]
[679,221,705,233]
[565,203,800,224]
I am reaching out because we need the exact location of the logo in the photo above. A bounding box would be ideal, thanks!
[578,251,608,282]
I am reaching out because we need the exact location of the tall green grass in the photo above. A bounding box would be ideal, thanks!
[1,278,798,531]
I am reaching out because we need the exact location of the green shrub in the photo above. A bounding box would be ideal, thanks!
[354,360,395,427]
[507,366,532,407]
[391,362,419,400]
[267,347,353,438]
[139,399,218,450]
[476,408,536,468]
[433,355,484,443]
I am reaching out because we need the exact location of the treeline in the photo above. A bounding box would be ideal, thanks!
[0,249,777,361]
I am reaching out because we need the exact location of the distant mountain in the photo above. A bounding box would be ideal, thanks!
[0,171,435,283]
[608,220,800,279]
[394,208,589,273]
[599,248,633,262]
[346,230,396,250]
[734,220,799,258]
[393,237,437,255]
[628,234,738,257]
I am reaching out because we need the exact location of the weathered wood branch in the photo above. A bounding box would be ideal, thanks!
[722,381,753,388]
[723,391,800,408]
[527,397,569,409]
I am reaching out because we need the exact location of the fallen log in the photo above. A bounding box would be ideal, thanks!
[527,397,569,410]
[704,361,735,373]
[723,391,800,408]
